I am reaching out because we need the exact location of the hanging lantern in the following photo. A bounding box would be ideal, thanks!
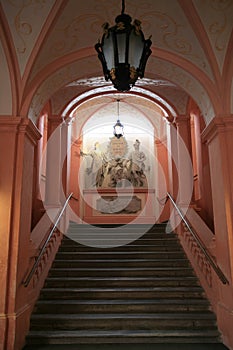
[113,99,124,138]
[95,0,152,92]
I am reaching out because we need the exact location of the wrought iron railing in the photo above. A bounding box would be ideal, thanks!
[166,192,229,285]
[23,193,73,287]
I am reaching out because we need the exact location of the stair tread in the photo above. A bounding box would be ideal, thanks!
[61,246,182,250]
[56,251,184,254]
[53,258,188,262]
[64,238,177,242]
[31,313,215,319]
[50,267,193,271]
[41,286,203,291]
[36,298,209,305]
[27,329,220,337]
[46,277,198,281]
[50,266,194,275]
[61,243,178,246]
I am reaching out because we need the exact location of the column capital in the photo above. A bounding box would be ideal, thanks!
[18,118,41,145]
[154,136,167,146]
[48,115,63,125]
[47,115,63,138]
[202,116,233,144]
[72,139,82,147]
[175,115,190,126]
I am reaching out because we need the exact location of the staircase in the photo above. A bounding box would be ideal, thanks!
[25,222,228,349]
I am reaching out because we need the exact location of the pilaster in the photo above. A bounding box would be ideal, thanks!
[202,115,233,347]
[45,116,62,207]
[175,115,193,206]
[69,137,82,222]
[202,116,233,280]
[60,118,72,201]
[154,138,169,222]
[166,121,178,198]
[0,117,40,350]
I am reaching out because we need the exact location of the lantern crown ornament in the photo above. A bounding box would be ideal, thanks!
[95,0,152,92]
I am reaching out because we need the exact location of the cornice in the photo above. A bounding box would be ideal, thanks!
[18,118,41,145]
[175,115,190,126]
[0,116,41,144]
[202,115,233,144]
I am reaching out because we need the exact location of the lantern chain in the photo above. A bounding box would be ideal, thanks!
[121,0,125,14]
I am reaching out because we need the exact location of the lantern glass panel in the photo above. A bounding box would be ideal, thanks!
[116,32,127,63]
[115,124,123,135]
[128,31,144,68]
[102,32,115,70]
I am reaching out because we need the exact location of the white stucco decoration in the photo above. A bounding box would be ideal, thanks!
[193,0,233,73]
[148,57,215,124]
[28,57,98,123]
[1,0,56,76]
[29,0,214,81]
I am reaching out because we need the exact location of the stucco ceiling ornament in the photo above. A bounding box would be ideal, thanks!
[66,76,176,87]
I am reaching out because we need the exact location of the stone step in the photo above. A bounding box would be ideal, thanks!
[52,258,190,268]
[26,329,222,345]
[64,228,175,237]
[39,286,205,300]
[30,312,216,331]
[24,342,229,350]
[68,223,168,232]
[66,230,170,237]
[59,244,182,252]
[44,276,199,288]
[34,299,211,314]
[62,238,179,247]
[55,251,186,260]
[48,266,196,277]
[66,225,169,231]
[64,232,177,238]
[64,232,176,238]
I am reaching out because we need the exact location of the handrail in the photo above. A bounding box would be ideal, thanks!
[23,193,73,287]
[166,192,229,285]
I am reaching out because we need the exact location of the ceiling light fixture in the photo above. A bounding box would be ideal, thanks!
[113,99,124,138]
[95,0,152,92]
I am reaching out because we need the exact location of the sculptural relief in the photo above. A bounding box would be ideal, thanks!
[97,196,141,214]
[80,141,106,187]
[81,138,148,188]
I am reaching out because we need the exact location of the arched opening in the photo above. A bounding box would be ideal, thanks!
[67,92,173,225]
